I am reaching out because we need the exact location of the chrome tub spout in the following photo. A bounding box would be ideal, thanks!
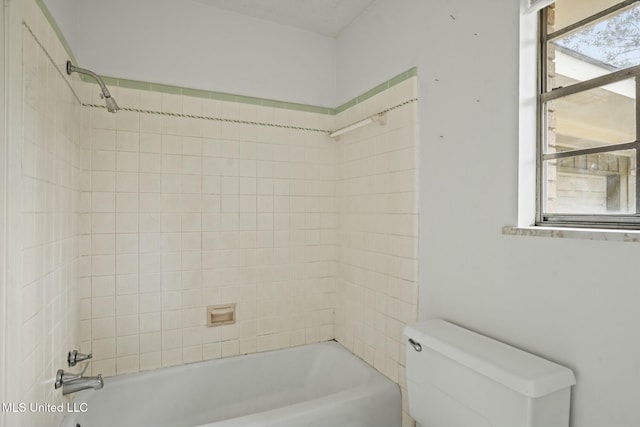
[55,369,104,396]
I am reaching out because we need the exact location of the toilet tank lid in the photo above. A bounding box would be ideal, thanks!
[404,320,576,398]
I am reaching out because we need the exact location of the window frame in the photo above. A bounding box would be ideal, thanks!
[537,0,640,229]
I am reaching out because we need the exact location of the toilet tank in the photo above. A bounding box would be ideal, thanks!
[404,320,576,427]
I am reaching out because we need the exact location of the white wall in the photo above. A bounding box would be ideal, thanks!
[338,1,640,426]
[66,0,337,107]
[336,1,420,105]
[39,0,78,54]
[26,0,640,425]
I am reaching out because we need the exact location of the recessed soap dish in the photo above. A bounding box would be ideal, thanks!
[206,303,236,327]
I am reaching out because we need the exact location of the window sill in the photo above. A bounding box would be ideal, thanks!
[502,225,640,243]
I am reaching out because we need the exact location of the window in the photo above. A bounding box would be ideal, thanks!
[538,0,640,228]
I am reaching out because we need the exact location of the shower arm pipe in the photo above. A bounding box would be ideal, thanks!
[66,61,113,99]
[66,61,119,113]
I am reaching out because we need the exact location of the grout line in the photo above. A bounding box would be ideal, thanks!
[83,104,331,133]
[22,21,82,105]
[84,98,418,136]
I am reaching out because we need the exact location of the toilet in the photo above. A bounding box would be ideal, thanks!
[404,320,576,427]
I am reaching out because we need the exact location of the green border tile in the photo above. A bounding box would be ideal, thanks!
[283,102,310,113]
[389,71,409,87]
[117,79,151,91]
[336,67,418,113]
[73,65,416,116]
[101,76,119,87]
[37,1,416,117]
[183,87,212,99]
[335,99,357,114]
[260,99,284,109]
[80,74,118,88]
[236,95,263,106]
[78,65,416,116]
[35,0,77,63]
[211,92,237,103]
[308,105,334,115]
[357,82,389,103]
[150,83,182,95]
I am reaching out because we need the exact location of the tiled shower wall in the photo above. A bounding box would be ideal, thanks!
[18,1,82,425]
[21,4,418,424]
[78,85,337,375]
[334,78,419,427]
[76,74,418,422]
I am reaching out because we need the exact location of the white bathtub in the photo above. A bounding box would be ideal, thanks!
[60,341,401,427]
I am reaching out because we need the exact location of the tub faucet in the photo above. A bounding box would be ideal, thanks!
[55,369,104,395]
[68,350,92,367]
[55,351,103,395]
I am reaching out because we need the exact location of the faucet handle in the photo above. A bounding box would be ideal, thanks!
[68,350,92,367]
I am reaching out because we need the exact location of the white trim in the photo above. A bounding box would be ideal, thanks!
[521,0,555,15]
[518,11,539,227]
[555,49,636,99]
[503,225,640,243]
[0,0,8,421]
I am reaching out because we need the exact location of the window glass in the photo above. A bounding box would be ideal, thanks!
[543,149,636,214]
[548,3,640,90]
[544,78,636,152]
[539,1,640,227]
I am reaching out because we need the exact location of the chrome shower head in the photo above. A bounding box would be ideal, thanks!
[104,96,120,113]
[66,61,120,113]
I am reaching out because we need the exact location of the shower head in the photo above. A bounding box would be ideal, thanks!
[104,96,120,113]
[66,61,120,113]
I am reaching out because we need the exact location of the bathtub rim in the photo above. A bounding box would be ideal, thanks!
[61,339,402,427]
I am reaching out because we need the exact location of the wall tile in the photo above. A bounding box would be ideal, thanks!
[334,78,418,427]
[17,7,83,425]
[60,36,419,425]
[84,86,339,380]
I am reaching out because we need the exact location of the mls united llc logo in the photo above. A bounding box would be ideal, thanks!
[2,402,88,413]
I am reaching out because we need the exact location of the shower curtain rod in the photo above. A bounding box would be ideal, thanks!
[329,112,386,139]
